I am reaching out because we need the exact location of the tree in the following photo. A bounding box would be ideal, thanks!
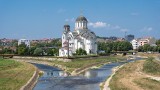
[33,48,43,55]
[28,47,36,55]
[143,44,150,52]
[0,48,14,54]
[18,44,29,55]
[158,46,160,53]
[152,46,158,52]
[156,39,160,46]
[52,48,59,56]
[98,42,112,54]
[97,41,132,55]
[117,41,132,51]
[76,48,87,55]
[45,48,53,55]
[138,46,143,52]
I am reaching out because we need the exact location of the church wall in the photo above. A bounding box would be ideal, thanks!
[59,15,97,57]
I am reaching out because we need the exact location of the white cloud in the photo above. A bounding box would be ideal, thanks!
[141,27,153,32]
[131,12,139,16]
[88,22,108,28]
[65,18,75,22]
[88,21,129,33]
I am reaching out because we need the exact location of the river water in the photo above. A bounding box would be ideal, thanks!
[33,57,140,90]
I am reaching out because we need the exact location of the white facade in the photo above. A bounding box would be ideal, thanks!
[18,39,30,47]
[131,39,139,50]
[59,15,97,57]
[131,37,156,50]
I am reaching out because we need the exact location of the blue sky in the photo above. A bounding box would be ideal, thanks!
[0,0,160,39]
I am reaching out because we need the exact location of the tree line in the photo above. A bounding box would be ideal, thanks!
[0,39,61,56]
[138,40,160,53]
[97,41,133,55]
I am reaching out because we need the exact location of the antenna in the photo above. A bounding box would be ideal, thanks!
[125,31,127,39]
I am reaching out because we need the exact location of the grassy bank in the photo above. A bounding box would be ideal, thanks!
[51,56,127,74]
[109,59,160,90]
[143,57,160,76]
[0,59,35,90]
[137,52,160,57]
[134,78,160,90]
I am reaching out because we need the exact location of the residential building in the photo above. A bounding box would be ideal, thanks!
[131,39,139,50]
[18,39,30,47]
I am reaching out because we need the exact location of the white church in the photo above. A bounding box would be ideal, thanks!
[59,15,97,57]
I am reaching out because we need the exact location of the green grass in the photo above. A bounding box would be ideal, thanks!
[0,60,21,71]
[143,57,160,75]
[0,59,35,90]
[134,78,160,90]
[51,56,126,73]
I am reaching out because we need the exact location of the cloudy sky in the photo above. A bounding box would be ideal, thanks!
[0,0,160,39]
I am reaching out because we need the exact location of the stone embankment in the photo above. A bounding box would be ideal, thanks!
[14,58,69,74]
[13,56,71,62]
[20,67,39,90]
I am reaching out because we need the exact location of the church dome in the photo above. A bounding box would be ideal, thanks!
[64,24,70,28]
[76,15,88,22]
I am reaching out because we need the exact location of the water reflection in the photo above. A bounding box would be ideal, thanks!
[33,57,141,90]
[45,71,68,77]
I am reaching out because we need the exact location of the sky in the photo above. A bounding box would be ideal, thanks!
[0,0,160,39]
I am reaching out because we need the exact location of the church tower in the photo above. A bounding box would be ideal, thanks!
[75,15,88,30]
[62,24,70,47]
[64,24,70,33]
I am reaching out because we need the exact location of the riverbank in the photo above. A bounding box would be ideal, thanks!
[100,64,124,90]
[13,55,128,76]
[0,58,36,90]
[109,59,160,90]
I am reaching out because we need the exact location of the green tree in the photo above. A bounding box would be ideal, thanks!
[143,44,150,52]
[76,48,87,55]
[1,48,14,54]
[28,47,36,55]
[98,42,112,54]
[18,44,29,55]
[52,48,59,56]
[156,39,160,46]
[45,48,53,55]
[138,46,143,52]
[33,48,43,55]
[158,46,160,53]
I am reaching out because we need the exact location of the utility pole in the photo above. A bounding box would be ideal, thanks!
[67,37,69,59]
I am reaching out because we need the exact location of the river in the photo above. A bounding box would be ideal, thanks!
[33,57,141,90]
